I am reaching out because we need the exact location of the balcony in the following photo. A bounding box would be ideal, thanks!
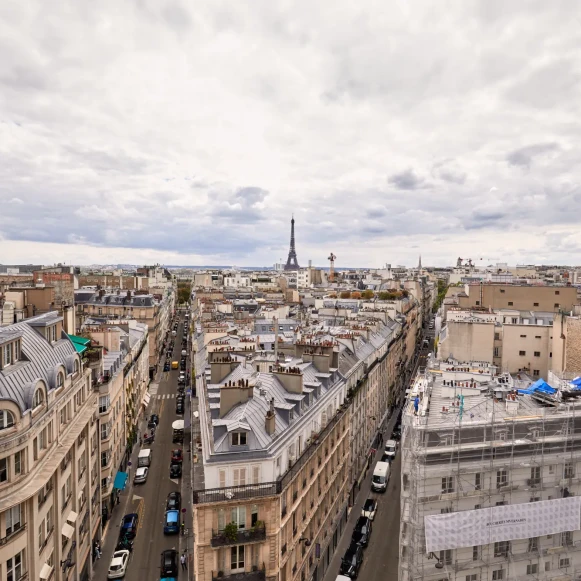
[212,569,265,581]
[210,524,266,548]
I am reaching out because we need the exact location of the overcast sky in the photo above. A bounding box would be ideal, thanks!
[1,1,580,268]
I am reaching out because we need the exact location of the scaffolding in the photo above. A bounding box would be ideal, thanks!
[400,361,581,581]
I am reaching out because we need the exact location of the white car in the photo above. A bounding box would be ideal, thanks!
[133,467,148,484]
[108,550,130,579]
[361,498,378,521]
[384,439,398,459]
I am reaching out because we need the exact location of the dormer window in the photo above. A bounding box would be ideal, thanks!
[289,409,294,421]
[47,325,57,343]
[74,360,80,375]
[1,340,21,369]
[33,389,44,409]
[0,410,15,430]
[231,432,247,446]
[57,372,64,389]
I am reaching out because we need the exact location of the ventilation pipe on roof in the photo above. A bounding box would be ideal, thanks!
[274,316,278,364]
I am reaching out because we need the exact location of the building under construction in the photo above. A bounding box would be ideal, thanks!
[400,357,581,581]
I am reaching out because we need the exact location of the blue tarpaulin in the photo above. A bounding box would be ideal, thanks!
[570,377,581,389]
[113,471,128,490]
[518,378,557,395]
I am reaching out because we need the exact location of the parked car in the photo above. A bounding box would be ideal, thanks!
[384,439,398,460]
[170,462,182,478]
[176,400,184,414]
[107,550,130,579]
[164,362,170,372]
[392,426,402,441]
[133,467,148,484]
[160,550,179,577]
[150,414,159,426]
[120,513,139,540]
[340,542,364,578]
[380,453,391,463]
[171,449,183,463]
[361,498,378,521]
[164,509,180,534]
[166,491,182,511]
[352,516,372,547]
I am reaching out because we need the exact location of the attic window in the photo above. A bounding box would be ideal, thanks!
[47,325,57,343]
[0,410,15,430]
[231,432,247,446]
[1,340,21,369]
[33,389,44,409]
[57,372,64,389]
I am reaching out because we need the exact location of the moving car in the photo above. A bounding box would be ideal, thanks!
[361,498,378,521]
[352,516,372,547]
[392,426,402,441]
[340,542,363,578]
[171,361,179,370]
[150,414,159,426]
[371,462,390,493]
[160,550,179,577]
[167,491,182,511]
[163,509,180,534]
[133,467,148,484]
[170,462,182,478]
[384,439,398,460]
[120,513,139,540]
[164,362,170,372]
[107,550,130,579]
[171,449,183,463]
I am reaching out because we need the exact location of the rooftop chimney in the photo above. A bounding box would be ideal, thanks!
[265,398,276,435]
[219,380,253,418]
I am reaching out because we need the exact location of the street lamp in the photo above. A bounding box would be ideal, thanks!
[299,537,311,547]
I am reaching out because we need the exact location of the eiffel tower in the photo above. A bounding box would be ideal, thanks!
[284,215,300,270]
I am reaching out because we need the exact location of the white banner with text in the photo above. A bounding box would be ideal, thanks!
[425,496,581,553]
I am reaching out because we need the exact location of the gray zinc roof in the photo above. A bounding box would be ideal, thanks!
[0,313,78,412]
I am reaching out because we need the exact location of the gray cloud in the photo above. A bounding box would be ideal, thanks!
[1,0,581,266]
[506,143,560,168]
[388,169,425,191]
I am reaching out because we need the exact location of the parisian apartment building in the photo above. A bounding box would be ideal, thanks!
[400,357,581,581]
[190,274,431,581]
[0,312,101,581]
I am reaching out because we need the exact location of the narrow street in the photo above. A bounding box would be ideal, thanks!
[93,314,192,580]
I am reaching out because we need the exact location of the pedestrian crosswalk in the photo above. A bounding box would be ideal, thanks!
[156,393,179,399]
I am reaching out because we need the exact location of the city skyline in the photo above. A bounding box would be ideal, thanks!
[2,1,580,267]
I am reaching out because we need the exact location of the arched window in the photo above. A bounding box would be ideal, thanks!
[0,410,15,430]
[33,389,44,409]
[57,372,64,389]
[74,360,80,374]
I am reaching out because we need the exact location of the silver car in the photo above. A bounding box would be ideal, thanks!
[133,467,148,484]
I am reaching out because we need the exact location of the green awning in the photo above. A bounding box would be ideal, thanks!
[67,334,91,354]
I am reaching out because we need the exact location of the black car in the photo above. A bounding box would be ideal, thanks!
[150,414,159,426]
[147,420,157,431]
[120,513,139,540]
[164,362,170,372]
[170,462,182,478]
[352,516,372,547]
[392,426,402,441]
[160,549,179,577]
[340,542,363,578]
[177,386,185,395]
[166,491,182,511]
[176,400,184,414]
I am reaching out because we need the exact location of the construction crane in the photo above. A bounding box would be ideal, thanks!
[328,253,337,283]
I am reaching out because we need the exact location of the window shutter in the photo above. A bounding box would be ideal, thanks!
[219,470,226,488]
[233,469,239,487]
[240,468,246,485]
[252,466,259,484]
[218,509,225,531]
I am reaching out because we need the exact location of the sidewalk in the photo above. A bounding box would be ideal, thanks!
[322,406,402,581]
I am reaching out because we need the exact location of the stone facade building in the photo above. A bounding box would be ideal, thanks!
[0,312,101,581]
